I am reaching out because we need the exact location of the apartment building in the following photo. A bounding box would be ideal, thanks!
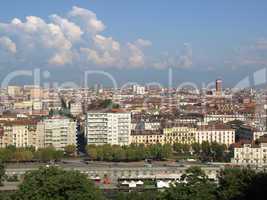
[233,143,267,166]
[130,130,164,145]
[86,110,131,146]
[196,124,235,146]
[70,102,83,116]
[7,86,22,97]
[253,131,267,141]
[0,120,38,148]
[37,116,77,150]
[163,126,197,145]
[204,114,246,123]
[131,123,235,147]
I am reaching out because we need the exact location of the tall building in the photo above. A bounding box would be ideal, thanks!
[215,79,222,96]
[37,116,77,150]
[86,110,131,146]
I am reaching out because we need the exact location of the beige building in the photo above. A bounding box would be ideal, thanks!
[0,120,38,148]
[7,86,22,97]
[196,124,235,146]
[253,131,267,141]
[163,126,197,145]
[130,130,164,145]
[233,143,267,166]
[70,102,83,116]
[37,116,77,150]
[130,124,235,147]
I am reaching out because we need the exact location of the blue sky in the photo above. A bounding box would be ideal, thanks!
[0,0,267,86]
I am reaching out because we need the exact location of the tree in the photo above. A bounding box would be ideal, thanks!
[125,147,137,161]
[191,143,201,155]
[210,142,226,162]
[116,191,158,200]
[34,147,54,162]
[53,150,64,161]
[100,99,113,109]
[217,168,256,200]
[86,145,98,160]
[64,145,77,157]
[0,148,13,162]
[200,141,212,162]
[14,167,104,200]
[112,145,126,161]
[102,144,113,161]
[173,143,190,155]
[162,144,173,159]
[49,109,55,116]
[0,161,5,186]
[34,147,63,162]
[13,150,33,162]
[242,172,267,200]
[181,166,210,184]
[160,166,217,200]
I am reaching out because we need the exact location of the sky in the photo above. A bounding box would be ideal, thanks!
[0,0,267,87]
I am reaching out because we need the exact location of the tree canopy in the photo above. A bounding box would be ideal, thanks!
[14,167,104,200]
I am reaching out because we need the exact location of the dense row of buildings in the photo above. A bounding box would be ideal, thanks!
[131,124,235,147]
[0,115,76,150]
[1,80,267,166]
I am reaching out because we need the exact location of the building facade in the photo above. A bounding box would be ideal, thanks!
[86,111,131,146]
[37,116,77,150]
[163,126,197,145]
[0,120,38,148]
[233,143,267,166]
[130,130,164,145]
[196,125,235,146]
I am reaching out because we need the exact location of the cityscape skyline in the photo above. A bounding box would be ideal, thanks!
[1,1,267,199]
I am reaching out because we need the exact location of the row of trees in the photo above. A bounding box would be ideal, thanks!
[173,141,231,162]
[1,166,267,200]
[0,145,76,163]
[86,144,172,161]
[85,142,229,162]
[0,141,229,163]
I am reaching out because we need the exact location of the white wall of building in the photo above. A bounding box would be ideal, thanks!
[233,143,267,166]
[86,112,131,146]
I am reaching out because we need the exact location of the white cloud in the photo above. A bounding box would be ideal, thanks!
[0,15,74,66]
[48,51,73,65]
[135,38,152,47]
[80,34,121,66]
[127,39,152,67]
[68,6,105,34]
[0,6,152,68]
[94,35,120,52]
[50,14,83,42]
[153,43,193,69]
[128,43,145,67]
[0,36,17,54]
[81,48,117,66]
